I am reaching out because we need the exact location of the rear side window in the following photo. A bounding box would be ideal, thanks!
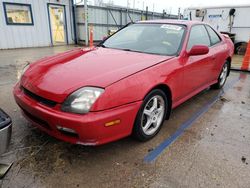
[187,25,210,51]
[205,25,221,45]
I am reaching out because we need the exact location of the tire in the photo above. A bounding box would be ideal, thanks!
[211,61,229,89]
[234,42,247,55]
[132,89,168,141]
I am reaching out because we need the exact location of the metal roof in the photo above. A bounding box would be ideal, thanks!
[186,4,250,10]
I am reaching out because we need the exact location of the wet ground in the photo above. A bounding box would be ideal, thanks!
[0,46,250,188]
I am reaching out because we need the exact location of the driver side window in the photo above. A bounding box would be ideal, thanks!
[187,25,211,51]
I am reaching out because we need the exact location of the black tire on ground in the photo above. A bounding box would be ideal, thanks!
[211,61,230,89]
[234,42,247,55]
[132,89,168,141]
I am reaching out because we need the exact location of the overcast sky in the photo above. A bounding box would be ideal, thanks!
[87,0,250,14]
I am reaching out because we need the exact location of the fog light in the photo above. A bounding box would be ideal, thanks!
[56,126,79,138]
[56,126,76,134]
[105,119,121,127]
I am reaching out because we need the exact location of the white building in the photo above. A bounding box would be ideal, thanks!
[0,0,76,49]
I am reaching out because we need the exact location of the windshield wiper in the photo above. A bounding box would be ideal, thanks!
[118,48,168,56]
[120,48,145,53]
[121,48,132,51]
[97,44,106,48]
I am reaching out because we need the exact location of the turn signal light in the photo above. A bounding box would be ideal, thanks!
[105,119,121,127]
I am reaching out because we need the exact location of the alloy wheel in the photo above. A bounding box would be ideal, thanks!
[141,95,165,136]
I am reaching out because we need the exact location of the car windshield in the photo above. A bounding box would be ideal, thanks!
[102,23,186,56]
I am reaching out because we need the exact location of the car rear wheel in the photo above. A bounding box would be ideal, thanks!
[133,89,167,141]
[211,61,229,89]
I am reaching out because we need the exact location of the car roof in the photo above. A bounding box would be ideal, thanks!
[137,19,204,26]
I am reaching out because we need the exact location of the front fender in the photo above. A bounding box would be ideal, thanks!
[91,58,182,111]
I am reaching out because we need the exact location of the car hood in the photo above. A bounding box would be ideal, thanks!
[21,47,172,103]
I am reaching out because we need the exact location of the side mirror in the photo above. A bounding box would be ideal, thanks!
[187,45,209,56]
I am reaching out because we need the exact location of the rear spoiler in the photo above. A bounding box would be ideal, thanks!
[221,33,230,39]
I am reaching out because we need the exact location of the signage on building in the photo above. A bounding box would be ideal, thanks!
[208,14,222,18]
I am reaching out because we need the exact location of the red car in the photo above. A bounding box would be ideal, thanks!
[14,20,234,145]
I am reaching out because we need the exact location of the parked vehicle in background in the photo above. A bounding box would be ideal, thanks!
[0,109,11,155]
[0,109,12,179]
[184,5,250,54]
[14,20,234,146]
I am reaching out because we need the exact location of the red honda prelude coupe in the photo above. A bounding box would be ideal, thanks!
[14,20,234,146]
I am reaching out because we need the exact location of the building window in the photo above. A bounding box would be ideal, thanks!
[3,2,34,25]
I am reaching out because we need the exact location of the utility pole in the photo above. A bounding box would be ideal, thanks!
[84,0,88,46]
[132,0,135,20]
[126,0,129,24]
[152,3,154,19]
[72,0,78,44]
[178,7,181,19]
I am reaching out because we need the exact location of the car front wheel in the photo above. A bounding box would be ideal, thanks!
[133,89,167,141]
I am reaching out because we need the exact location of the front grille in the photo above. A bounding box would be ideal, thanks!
[22,87,57,107]
[20,106,51,130]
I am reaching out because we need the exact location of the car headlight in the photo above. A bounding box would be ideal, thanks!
[61,87,104,114]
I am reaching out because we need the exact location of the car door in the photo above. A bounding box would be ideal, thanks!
[182,24,213,96]
[205,25,225,81]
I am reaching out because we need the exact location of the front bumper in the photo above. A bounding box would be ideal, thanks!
[13,84,142,145]
[0,109,12,155]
